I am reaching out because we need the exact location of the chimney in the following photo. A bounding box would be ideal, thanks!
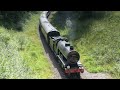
[70,46,74,50]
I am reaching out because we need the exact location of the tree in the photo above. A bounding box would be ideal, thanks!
[0,11,31,31]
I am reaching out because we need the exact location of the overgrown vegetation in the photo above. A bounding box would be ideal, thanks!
[0,11,53,79]
[50,11,120,78]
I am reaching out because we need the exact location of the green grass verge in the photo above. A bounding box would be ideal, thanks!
[0,12,53,79]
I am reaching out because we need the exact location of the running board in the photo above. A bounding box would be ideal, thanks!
[57,55,66,67]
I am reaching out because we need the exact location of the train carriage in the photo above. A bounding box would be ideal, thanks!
[39,11,60,44]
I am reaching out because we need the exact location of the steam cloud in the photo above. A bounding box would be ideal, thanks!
[66,17,77,40]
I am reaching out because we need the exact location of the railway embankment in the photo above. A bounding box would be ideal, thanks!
[49,11,120,79]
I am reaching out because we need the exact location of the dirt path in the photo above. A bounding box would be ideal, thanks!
[81,69,112,79]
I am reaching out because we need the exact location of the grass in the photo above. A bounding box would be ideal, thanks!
[50,11,120,78]
[0,12,53,79]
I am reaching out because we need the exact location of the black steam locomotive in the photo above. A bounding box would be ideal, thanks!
[39,11,84,79]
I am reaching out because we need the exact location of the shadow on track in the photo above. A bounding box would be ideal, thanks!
[38,25,67,79]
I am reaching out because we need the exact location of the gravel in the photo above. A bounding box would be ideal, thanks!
[81,69,112,79]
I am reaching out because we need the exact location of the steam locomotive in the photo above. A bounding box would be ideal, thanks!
[39,11,84,79]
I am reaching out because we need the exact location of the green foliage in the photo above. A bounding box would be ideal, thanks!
[0,11,39,31]
[0,30,10,47]
[17,35,26,51]
[50,11,120,78]
[0,12,53,79]
[0,30,30,78]
[21,13,53,78]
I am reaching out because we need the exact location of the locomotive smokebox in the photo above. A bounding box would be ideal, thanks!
[67,51,80,64]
